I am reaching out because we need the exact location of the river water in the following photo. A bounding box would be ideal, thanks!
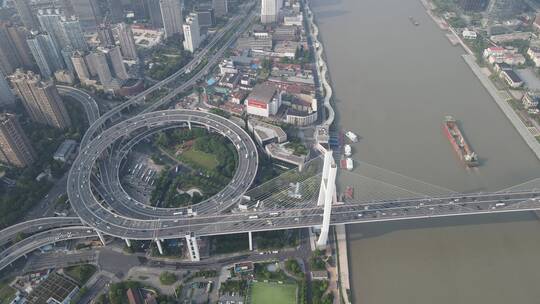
[310,0,540,302]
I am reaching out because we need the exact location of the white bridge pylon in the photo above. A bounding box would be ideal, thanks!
[316,149,337,248]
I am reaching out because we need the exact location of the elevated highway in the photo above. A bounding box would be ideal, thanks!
[0,227,97,271]
[0,217,82,248]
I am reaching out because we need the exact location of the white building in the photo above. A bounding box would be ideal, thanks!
[183,13,201,53]
[462,29,477,39]
[483,46,525,66]
[246,83,281,117]
[284,14,303,26]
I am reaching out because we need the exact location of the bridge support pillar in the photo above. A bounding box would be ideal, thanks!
[248,231,253,251]
[155,239,164,255]
[124,238,131,247]
[185,233,200,262]
[316,149,337,249]
[96,230,106,246]
[188,120,192,130]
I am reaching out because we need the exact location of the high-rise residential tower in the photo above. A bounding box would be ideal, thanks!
[0,113,36,167]
[14,0,39,30]
[37,9,67,49]
[261,0,278,24]
[0,70,15,106]
[71,51,91,82]
[67,0,103,28]
[88,50,113,86]
[115,23,138,60]
[97,23,115,47]
[212,0,228,17]
[160,0,183,38]
[106,46,129,80]
[60,16,88,51]
[9,70,72,129]
[148,0,164,28]
[27,32,65,78]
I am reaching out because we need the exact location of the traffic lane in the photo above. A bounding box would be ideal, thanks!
[0,227,97,271]
[0,217,82,247]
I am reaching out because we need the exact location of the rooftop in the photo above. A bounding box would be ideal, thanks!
[503,70,522,83]
[27,273,79,304]
[248,83,277,104]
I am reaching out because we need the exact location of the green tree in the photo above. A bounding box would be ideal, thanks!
[159,271,177,285]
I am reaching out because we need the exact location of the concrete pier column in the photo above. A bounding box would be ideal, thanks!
[188,120,192,130]
[185,233,201,262]
[317,150,337,249]
[248,231,253,251]
[124,238,131,247]
[155,239,164,255]
[317,150,333,206]
[96,230,106,246]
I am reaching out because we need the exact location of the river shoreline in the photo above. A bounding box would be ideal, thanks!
[304,1,349,302]
[420,0,540,160]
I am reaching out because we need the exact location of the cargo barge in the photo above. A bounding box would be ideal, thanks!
[443,116,479,167]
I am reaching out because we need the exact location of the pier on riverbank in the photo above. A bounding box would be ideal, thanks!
[335,225,351,304]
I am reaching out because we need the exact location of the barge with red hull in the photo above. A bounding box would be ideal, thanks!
[443,116,479,167]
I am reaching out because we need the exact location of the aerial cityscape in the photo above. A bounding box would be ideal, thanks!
[0,0,539,303]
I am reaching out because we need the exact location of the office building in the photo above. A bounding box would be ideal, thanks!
[61,16,88,51]
[195,8,215,29]
[71,51,91,82]
[97,23,115,47]
[9,70,72,129]
[0,113,36,167]
[212,0,228,17]
[160,0,183,38]
[27,32,65,78]
[148,0,164,28]
[183,13,200,53]
[261,0,278,24]
[14,0,38,30]
[0,70,15,106]
[115,23,138,60]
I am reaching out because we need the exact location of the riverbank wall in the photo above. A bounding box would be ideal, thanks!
[462,54,540,160]
[305,0,335,128]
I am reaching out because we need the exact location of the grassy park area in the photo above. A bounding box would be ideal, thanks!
[250,281,296,304]
[178,147,219,171]
[0,280,15,304]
